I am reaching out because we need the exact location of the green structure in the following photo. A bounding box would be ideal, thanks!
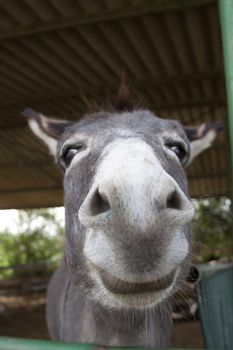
[0,337,187,350]
[220,0,233,202]
[198,264,233,349]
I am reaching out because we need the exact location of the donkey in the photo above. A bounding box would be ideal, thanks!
[23,92,220,348]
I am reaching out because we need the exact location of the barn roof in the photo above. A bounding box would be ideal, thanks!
[0,0,229,209]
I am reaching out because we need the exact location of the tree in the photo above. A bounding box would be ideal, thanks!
[192,197,232,262]
[0,208,64,278]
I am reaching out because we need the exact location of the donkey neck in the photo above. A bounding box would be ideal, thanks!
[64,281,172,348]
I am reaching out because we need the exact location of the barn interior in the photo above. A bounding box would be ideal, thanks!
[0,0,229,210]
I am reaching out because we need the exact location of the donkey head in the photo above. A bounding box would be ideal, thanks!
[23,102,221,310]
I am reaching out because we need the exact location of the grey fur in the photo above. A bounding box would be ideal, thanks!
[25,109,212,348]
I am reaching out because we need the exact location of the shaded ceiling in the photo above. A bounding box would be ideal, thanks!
[0,0,229,209]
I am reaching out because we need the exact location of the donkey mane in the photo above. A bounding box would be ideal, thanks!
[82,78,142,114]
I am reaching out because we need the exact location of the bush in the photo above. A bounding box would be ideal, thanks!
[0,208,64,279]
[192,197,232,262]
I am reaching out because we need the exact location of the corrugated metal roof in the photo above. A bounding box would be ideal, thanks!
[0,0,229,209]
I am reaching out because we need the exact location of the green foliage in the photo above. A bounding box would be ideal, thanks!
[0,208,64,279]
[192,197,233,262]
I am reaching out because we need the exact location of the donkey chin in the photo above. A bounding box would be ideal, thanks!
[84,224,189,310]
[88,260,181,310]
[85,261,181,310]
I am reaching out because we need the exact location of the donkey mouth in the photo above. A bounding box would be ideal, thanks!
[98,268,176,295]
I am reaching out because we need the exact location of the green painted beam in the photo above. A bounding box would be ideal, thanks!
[0,337,90,350]
[219,0,233,224]
[219,0,233,177]
[0,337,188,350]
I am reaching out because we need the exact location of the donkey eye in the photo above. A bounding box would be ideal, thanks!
[165,142,187,163]
[62,143,85,167]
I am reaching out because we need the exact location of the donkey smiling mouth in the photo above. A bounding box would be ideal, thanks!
[98,268,176,295]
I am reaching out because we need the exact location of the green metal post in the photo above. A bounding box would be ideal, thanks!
[219,0,233,200]
[219,0,233,267]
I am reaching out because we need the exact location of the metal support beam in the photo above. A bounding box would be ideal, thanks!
[0,0,215,41]
[219,0,233,160]
[0,336,179,350]
[219,1,233,199]
[219,0,233,262]
[0,70,223,108]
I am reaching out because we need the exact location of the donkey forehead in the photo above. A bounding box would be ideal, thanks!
[59,110,189,146]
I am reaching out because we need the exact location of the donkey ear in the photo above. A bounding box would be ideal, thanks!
[184,122,223,165]
[22,108,73,156]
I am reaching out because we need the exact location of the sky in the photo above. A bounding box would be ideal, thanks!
[0,207,65,235]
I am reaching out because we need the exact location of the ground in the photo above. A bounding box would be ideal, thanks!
[0,291,204,348]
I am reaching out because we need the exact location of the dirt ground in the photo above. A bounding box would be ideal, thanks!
[0,292,205,348]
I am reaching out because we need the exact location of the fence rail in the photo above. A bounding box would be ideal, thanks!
[0,260,59,295]
[0,259,59,272]
[0,337,183,350]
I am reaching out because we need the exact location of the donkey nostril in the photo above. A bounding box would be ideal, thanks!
[89,188,111,216]
[166,190,182,210]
